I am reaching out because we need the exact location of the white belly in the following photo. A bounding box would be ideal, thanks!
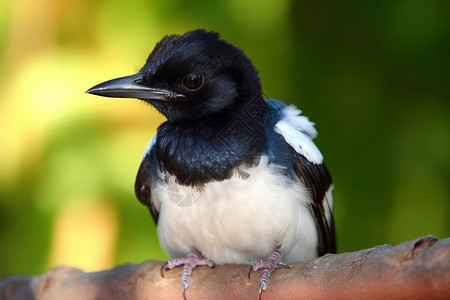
[152,156,318,264]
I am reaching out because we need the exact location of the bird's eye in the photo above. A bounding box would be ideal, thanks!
[182,73,204,91]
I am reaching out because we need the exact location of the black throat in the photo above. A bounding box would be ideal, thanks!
[156,96,268,187]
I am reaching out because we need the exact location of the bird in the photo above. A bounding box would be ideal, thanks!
[86,29,336,299]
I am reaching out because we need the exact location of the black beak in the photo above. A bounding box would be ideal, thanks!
[86,74,184,101]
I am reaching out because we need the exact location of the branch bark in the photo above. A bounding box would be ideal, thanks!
[1,235,449,300]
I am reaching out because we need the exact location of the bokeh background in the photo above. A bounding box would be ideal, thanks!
[1,0,449,277]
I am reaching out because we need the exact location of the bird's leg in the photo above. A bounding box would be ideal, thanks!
[161,249,215,300]
[248,246,290,299]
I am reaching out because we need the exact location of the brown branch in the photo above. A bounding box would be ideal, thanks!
[1,235,449,300]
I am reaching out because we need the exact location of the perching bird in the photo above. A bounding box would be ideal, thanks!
[87,29,336,299]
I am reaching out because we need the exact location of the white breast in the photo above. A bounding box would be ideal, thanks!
[152,156,318,264]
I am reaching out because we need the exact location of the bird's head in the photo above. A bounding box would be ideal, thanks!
[87,29,262,122]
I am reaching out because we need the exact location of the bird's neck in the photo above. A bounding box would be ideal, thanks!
[156,97,268,187]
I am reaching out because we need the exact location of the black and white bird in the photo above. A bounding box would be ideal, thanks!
[87,29,336,299]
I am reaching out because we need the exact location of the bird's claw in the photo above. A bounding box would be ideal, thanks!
[160,261,169,277]
[277,261,290,269]
[258,283,265,300]
[248,246,286,299]
[248,259,265,280]
[182,282,187,300]
[161,249,215,300]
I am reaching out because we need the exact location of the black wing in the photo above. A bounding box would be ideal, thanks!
[267,99,336,255]
[291,150,336,255]
[135,143,160,224]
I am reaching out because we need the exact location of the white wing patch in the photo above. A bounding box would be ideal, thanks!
[275,105,324,164]
[323,185,334,224]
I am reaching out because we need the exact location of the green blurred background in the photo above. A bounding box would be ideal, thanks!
[1,0,449,277]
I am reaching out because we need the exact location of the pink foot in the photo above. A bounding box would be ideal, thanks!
[161,249,215,300]
[248,246,290,299]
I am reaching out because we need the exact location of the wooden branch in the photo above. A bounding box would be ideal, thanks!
[1,235,449,300]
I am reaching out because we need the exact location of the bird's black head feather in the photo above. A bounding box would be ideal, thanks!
[138,29,262,122]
